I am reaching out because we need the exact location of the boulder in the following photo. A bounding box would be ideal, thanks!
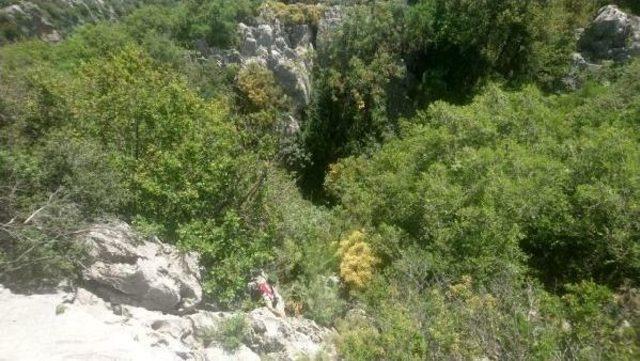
[578,5,640,62]
[246,308,335,360]
[564,5,640,89]
[81,222,202,314]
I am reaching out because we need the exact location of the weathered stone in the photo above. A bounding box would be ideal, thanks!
[565,5,640,89]
[246,307,336,360]
[234,17,314,111]
[81,222,203,314]
[188,311,226,339]
[317,5,344,50]
[206,5,346,135]
[578,5,640,63]
[204,345,260,361]
[0,285,199,361]
[0,217,336,361]
[0,284,336,361]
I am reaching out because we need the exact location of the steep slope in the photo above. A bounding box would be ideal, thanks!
[0,0,166,44]
[0,222,335,361]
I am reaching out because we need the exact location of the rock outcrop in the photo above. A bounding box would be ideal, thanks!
[0,0,148,44]
[206,3,345,134]
[565,5,640,89]
[0,287,335,361]
[578,5,640,63]
[0,221,335,361]
[316,5,344,50]
[82,222,203,314]
[247,308,333,359]
[0,285,193,361]
[206,10,314,134]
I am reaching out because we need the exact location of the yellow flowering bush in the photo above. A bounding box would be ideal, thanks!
[338,230,377,289]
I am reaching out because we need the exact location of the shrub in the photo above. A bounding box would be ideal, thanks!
[213,314,251,351]
[71,46,257,233]
[0,203,88,289]
[0,132,116,288]
[336,295,427,361]
[236,62,287,112]
[301,0,407,193]
[338,230,377,290]
[561,281,639,359]
[178,213,274,308]
[179,0,259,47]
[262,1,325,26]
[326,83,640,288]
[284,276,345,326]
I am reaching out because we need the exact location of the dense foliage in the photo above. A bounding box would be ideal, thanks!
[300,0,617,193]
[1,0,640,359]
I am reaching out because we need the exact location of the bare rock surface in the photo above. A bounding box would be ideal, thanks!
[236,18,314,113]
[0,286,335,361]
[578,5,640,62]
[207,8,314,131]
[565,5,640,89]
[206,3,345,135]
[81,221,203,314]
[0,221,335,361]
[0,285,195,361]
[246,308,335,360]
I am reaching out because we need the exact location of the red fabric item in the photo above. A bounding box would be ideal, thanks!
[258,282,275,300]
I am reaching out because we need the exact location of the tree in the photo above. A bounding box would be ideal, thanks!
[72,46,257,234]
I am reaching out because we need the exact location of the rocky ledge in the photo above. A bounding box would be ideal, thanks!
[0,222,335,361]
[565,4,640,89]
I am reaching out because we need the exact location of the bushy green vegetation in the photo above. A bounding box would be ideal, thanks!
[262,0,325,26]
[327,79,640,288]
[179,0,260,47]
[210,314,251,351]
[326,79,640,358]
[1,0,640,359]
[300,0,632,193]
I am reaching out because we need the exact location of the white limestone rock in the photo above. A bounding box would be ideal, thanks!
[246,307,336,360]
[81,222,203,314]
[0,219,335,361]
[0,285,201,361]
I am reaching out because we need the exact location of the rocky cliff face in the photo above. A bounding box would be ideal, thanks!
[565,4,640,89]
[577,4,640,63]
[0,222,335,361]
[205,2,344,134]
[235,15,314,116]
[0,0,150,44]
